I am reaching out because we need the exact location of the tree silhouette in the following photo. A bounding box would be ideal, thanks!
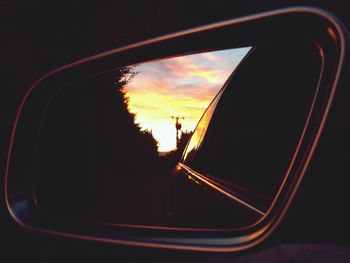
[35,66,159,220]
[93,66,159,179]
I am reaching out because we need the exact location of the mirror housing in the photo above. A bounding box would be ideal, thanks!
[5,6,348,252]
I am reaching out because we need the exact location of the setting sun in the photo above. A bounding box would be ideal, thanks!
[123,47,251,152]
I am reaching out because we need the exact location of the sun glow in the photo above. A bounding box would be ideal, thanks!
[123,47,251,152]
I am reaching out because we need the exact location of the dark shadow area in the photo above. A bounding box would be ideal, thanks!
[167,41,323,228]
[34,67,189,226]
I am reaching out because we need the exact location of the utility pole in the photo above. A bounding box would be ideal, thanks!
[171,116,185,149]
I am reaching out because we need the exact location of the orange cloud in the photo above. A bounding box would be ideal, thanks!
[123,47,251,152]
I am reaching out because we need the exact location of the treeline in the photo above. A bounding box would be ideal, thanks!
[35,66,159,219]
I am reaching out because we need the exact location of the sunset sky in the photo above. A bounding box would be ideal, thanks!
[123,47,251,152]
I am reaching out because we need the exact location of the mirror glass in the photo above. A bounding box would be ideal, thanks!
[34,42,322,229]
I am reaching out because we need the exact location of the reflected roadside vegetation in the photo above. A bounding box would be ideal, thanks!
[35,47,251,226]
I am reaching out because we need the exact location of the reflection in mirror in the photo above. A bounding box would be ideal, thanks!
[35,41,322,230]
[169,42,323,228]
[35,47,251,227]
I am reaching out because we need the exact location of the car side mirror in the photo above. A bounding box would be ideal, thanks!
[5,7,347,252]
